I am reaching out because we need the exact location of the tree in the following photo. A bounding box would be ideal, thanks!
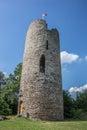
[7,63,22,93]
[0,99,12,116]
[63,90,75,118]
[0,72,6,89]
[70,90,87,120]
[0,63,22,115]
[76,90,87,112]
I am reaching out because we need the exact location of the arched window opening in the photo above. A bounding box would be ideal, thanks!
[40,55,45,73]
[46,40,48,50]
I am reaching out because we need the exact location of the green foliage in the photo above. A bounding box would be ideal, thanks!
[0,84,18,115]
[0,63,22,115]
[7,63,22,93]
[0,99,12,116]
[73,90,87,120]
[76,90,87,112]
[72,109,87,120]
[63,90,75,118]
[0,72,6,88]
[63,90,87,120]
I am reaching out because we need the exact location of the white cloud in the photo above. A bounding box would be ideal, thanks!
[3,72,7,76]
[3,72,8,77]
[69,84,87,93]
[85,56,87,61]
[60,51,79,64]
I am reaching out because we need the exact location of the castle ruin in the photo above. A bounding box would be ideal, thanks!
[18,19,64,120]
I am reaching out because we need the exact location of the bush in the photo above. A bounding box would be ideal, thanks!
[0,100,12,116]
[72,109,87,120]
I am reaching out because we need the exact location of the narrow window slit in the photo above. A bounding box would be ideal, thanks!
[40,55,45,73]
[46,40,48,50]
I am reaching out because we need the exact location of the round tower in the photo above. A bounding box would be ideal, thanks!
[18,19,64,120]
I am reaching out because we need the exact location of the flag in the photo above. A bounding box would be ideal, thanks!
[42,13,47,17]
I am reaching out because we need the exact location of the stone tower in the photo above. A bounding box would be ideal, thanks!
[18,19,64,120]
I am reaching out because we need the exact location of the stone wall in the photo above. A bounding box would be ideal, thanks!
[18,19,64,120]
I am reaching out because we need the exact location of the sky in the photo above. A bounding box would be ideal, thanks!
[0,0,87,91]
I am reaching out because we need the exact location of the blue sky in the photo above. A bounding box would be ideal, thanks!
[0,0,87,91]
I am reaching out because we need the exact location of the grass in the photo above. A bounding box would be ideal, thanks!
[0,116,87,130]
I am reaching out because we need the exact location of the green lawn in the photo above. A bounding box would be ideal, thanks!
[0,116,87,130]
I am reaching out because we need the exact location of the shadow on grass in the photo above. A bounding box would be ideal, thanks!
[64,118,87,122]
[1,115,87,123]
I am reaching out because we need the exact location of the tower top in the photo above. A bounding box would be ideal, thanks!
[27,19,47,34]
[27,19,59,39]
[30,19,47,27]
[32,19,46,23]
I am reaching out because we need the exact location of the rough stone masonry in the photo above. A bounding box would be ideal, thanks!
[18,19,64,120]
